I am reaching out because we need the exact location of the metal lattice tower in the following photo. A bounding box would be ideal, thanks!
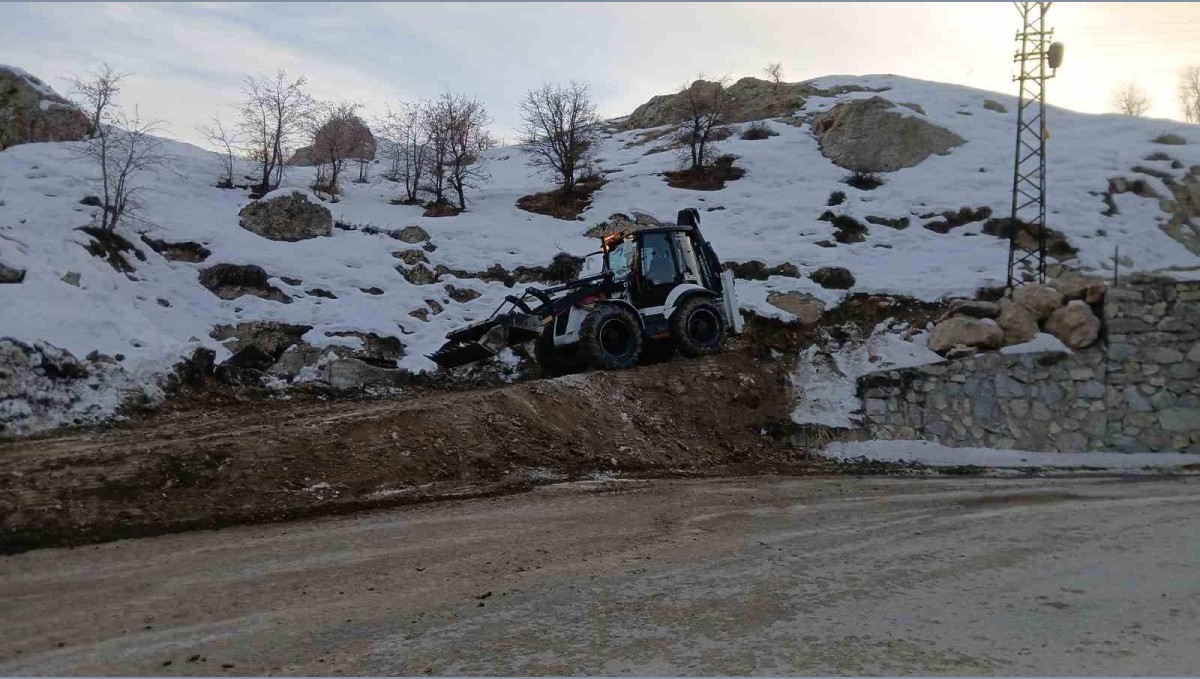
[1007,1,1058,289]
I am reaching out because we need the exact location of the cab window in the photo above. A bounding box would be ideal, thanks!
[639,232,678,285]
[606,240,633,279]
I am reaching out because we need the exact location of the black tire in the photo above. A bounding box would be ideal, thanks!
[671,296,726,358]
[534,326,585,377]
[578,304,642,370]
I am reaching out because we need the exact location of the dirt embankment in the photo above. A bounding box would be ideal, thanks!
[0,350,839,552]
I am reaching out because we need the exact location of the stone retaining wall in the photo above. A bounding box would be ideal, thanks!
[859,276,1200,454]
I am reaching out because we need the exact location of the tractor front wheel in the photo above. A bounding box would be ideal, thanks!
[579,304,642,370]
[534,326,585,377]
[671,296,726,358]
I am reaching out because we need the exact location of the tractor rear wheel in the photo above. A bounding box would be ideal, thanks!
[578,304,642,370]
[671,296,726,358]
[534,326,585,377]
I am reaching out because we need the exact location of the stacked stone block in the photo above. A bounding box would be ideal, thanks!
[859,277,1200,454]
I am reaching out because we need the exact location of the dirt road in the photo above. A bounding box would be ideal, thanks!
[3,474,1198,675]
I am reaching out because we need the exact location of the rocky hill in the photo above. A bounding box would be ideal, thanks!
[2,70,1200,435]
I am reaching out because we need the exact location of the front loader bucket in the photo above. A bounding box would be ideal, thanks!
[428,312,544,369]
[428,340,499,369]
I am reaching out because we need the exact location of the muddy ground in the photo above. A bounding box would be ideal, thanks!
[0,349,866,552]
[0,298,951,553]
[5,475,1199,675]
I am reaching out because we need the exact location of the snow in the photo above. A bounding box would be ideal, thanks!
[260,187,322,203]
[1000,332,1071,355]
[0,64,61,98]
[791,322,943,428]
[3,73,1200,433]
[823,439,1200,470]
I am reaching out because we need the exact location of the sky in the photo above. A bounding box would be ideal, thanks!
[3,2,1200,149]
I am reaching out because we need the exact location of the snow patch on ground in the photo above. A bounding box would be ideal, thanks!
[790,322,943,428]
[824,439,1200,469]
[1000,332,1072,355]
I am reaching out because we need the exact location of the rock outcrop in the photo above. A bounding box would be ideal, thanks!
[624,77,811,130]
[811,97,966,172]
[0,66,90,149]
[238,190,332,241]
[288,115,376,167]
[198,263,292,303]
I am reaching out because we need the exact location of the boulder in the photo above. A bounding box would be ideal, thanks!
[946,299,999,319]
[1044,301,1101,349]
[766,291,825,326]
[393,249,429,265]
[140,236,211,263]
[1152,133,1187,145]
[324,357,405,390]
[982,99,1008,113]
[1012,283,1063,321]
[927,316,1003,354]
[198,263,292,303]
[210,321,312,360]
[0,262,25,284]
[238,190,332,241]
[445,284,481,303]
[996,299,1038,346]
[267,343,326,378]
[397,262,439,285]
[397,225,431,244]
[324,331,405,365]
[811,97,966,172]
[810,266,856,290]
[0,66,89,149]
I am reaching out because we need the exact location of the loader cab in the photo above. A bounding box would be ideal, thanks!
[602,227,719,305]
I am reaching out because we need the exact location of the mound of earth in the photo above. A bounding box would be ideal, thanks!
[0,350,812,551]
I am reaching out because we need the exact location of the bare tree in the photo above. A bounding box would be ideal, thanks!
[764,62,784,89]
[306,101,373,200]
[66,63,127,137]
[1112,82,1151,117]
[74,107,167,232]
[674,75,735,172]
[421,99,453,206]
[519,82,600,194]
[197,118,242,188]
[378,102,429,203]
[238,71,313,193]
[1179,66,1200,124]
[434,93,495,210]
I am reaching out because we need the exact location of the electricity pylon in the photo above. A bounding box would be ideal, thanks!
[1007,1,1062,289]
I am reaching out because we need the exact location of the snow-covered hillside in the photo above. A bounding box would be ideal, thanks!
[3,73,1200,434]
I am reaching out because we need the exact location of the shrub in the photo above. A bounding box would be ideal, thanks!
[827,190,846,206]
[740,122,777,140]
[844,170,884,191]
